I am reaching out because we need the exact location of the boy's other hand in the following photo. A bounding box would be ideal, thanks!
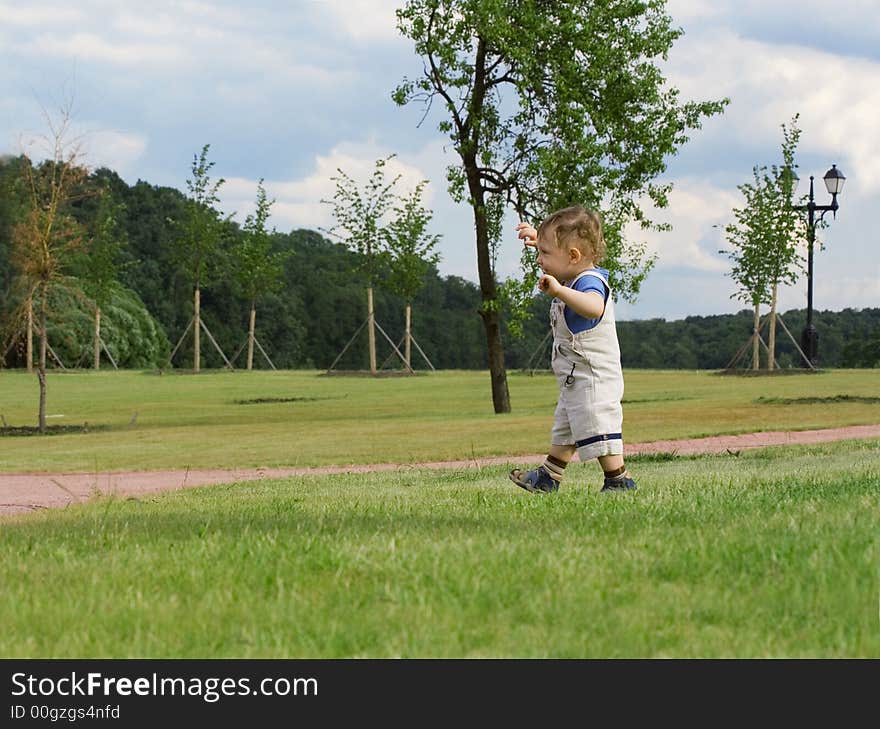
[538,274,561,297]
[516,222,538,247]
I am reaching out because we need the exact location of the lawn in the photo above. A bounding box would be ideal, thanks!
[1,368,878,472]
[1,439,877,657]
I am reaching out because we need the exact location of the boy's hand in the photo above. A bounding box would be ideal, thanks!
[516,222,538,248]
[538,274,561,297]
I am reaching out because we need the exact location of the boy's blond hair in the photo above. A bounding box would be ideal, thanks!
[537,205,606,263]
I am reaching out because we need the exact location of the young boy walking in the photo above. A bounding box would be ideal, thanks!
[509,205,637,494]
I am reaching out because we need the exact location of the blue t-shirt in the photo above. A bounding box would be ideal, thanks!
[562,268,609,333]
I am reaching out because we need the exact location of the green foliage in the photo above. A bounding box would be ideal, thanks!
[40,286,170,368]
[382,180,441,304]
[173,144,229,289]
[229,179,289,304]
[2,160,873,374]
[321,156,401,286]
[69,185,129,308]
[721,115,805,307]
[614,308,880,369]
[394,0,728,301]
[0,156,29,302]
[497,244,540,338]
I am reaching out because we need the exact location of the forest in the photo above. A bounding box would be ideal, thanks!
[1,156,877,373]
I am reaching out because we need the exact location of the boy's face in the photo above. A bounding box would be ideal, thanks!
[536,237,580,280]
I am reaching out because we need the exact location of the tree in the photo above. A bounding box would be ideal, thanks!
[10,104,89,431]
[229,179,289,370]
[394,0,727,412]
[721,116,803,370]
[321,156,400,374]
[175,144,227,372]
[761,117,803,369]
[74,187,128,369]
[382,180,441,369]
[720,174,772,369]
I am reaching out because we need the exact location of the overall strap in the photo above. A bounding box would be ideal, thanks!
[569,269,610,293]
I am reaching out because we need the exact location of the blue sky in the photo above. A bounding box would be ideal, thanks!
[2,0,877,321]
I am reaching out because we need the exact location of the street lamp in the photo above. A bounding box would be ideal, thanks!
[793,164,846,368]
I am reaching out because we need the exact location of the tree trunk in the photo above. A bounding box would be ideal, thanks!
[247,301,256,371]
[768,283,778,371]
[194,286,201,373]
[405,302,412,371]
[466,172,510,413]
[26,296,34,374]
[37,285,47,433]
[367,286,377,375]
[752,304,760,370]
[458,36,511,413]
[94,305,102,370]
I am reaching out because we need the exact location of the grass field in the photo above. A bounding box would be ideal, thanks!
[1,438,877,658]
[1,368,878,472]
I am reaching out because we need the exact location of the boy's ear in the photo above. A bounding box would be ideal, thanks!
[568,247,582,263]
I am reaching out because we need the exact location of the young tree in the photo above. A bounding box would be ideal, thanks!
[720,181,772,370]
[721,116,803,370]
[11,105,89,431]
[229,179,289,370]
[762,117,804,369]
[175,144,227,372]
[382,180,441,369]
[394,0,727,412]
[75,188,127,369]
[321,156,400,375]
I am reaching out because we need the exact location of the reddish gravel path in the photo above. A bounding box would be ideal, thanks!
[2,424,878,516]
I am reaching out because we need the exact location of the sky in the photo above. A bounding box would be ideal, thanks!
[2,0,878,321]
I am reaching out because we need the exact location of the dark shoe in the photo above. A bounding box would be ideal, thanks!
[509,466,559,494]
[601,475,637,492]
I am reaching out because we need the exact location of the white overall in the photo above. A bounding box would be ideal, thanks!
[549,269,625,461]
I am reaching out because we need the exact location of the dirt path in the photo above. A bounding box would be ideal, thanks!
[2,424,878,516]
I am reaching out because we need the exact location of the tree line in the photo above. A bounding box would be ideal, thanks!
[2,153,876,376]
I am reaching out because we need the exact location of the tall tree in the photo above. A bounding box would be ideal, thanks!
[383,180,441,369]
[321,156,400,375]
[175,144,227,372]
[394,0,727,412]
[10,105,89,431]
[721,116,803,370]
[229,179,289,370]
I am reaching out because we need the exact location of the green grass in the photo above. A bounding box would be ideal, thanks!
[1,439,877,657]
[1,368,878,472]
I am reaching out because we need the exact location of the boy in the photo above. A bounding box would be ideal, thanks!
[509,205,637,494]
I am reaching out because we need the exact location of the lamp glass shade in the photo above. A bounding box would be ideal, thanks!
[823,164,846,195]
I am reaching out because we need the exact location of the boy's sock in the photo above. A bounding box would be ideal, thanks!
[601,464,637,492]
[603,465,628,480]
[543,455,568,483]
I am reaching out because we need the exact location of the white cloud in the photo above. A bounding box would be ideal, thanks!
[83,129,148,175]
[624,180,738,273]
[24,32,184,65]
[666,30,880,192]
[317,0,402,42]
[665,0,725,22]
[220,141,435,233]
[0,3,81,25]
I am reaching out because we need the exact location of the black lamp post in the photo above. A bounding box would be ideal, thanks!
[793,164,846,368]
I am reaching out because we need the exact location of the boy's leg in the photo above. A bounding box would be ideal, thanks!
[545,444,576,482]
[597,454,637,492]
[509,444,575,494]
